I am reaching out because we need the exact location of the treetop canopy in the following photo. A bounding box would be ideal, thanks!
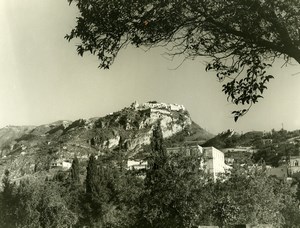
[66,0,300,120]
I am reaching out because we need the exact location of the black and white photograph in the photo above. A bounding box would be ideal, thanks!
[1,1,300,227]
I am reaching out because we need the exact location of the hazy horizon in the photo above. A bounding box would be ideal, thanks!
[1,1,300,135]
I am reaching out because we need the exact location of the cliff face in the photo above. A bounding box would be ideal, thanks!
[0,101,212,183]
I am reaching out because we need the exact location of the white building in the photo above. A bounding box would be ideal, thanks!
[289,156,300,175]
[131,101,185,112]
[204,147,232,180]
[167,145,231,181]
[127,160,148,170]
[51,159,72,170]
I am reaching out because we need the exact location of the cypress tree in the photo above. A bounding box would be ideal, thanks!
[1,170,17,228]
[86,154,99,196]
[151,122,164,152]
[150,121,167,169]
[144,121,168,191]
[141,122,203,227]
[85,154,105,226]
[70,156,80,185]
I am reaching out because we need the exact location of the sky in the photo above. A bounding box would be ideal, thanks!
[1,1,300,134]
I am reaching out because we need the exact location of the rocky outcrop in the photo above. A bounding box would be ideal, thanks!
[93,102,192,151]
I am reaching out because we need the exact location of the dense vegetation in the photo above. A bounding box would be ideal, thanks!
[203,129,300,167]
[1,126,300,227]
[203,130,264,149]
[250,129,300,167]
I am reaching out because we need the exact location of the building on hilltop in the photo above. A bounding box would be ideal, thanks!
[166,145,231,181]
[130,101,185,112]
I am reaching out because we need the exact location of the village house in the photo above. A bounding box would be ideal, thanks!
[202,146,232,181]
[166,145,231,181]
[126,145,231,181]
[51,159,72,170]
[289,155,300,174]
[262,139,273,145]
[222,146,257,153]
[127,160,148,170]
[21,144,27,150]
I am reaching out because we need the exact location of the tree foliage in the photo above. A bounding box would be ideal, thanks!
[0,175,78,228]
[83,154,144,227]
[141,152,212,227]
[66,0,300,120]
[1,129,300,227]
[70,156,80,185]
[140,123,214,227]
[0,170,17,228]
[149,122,167,169]
[85,154,105,226]
[139,125,300,227]
[1,159,300,227]
[208,167,288,226]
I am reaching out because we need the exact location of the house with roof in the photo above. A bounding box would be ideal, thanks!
[51,159,72,170]
[289,155,300,174]
[127,160,148,170]
[166,145,231,181]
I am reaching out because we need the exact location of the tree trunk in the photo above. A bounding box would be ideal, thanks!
[287,47,300,64]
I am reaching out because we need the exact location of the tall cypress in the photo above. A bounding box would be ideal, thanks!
[70,156,80,185]
[86,154,99,196]
[1,170,17,228]
[144,121,168,189]
[150,121,167,169]
[84,154,100,226]
[151,122,164,152]
[140,122,173,227]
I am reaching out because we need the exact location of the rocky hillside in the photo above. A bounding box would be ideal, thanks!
[202,128,300,149]
[0,125,35,156]
[202,128,300,166]
[0,101,213,183]
[202,129,264,149]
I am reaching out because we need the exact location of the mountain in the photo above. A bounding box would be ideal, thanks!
[0,125,35,156]
[202,129,264,149]
[164,121,214,147]
[0,101,213,183]
[203,128,300,150]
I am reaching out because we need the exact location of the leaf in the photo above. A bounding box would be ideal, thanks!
[234,115,239,122]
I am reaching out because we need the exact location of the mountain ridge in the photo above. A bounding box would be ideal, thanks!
[0,101,213,183]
